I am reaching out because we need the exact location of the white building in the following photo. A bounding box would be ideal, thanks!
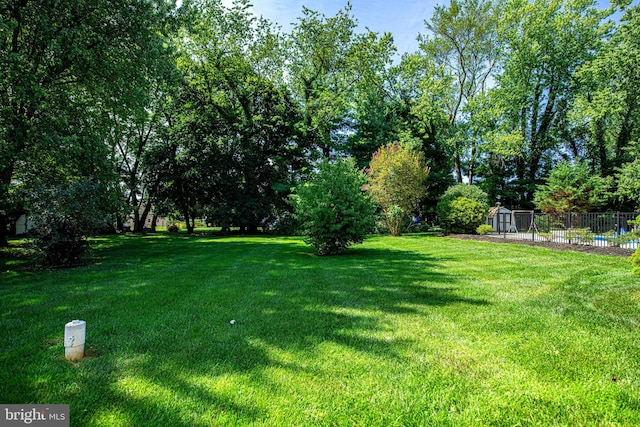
[15,214,35,235]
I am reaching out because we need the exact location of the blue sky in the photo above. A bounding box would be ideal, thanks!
[246,0,434,58]
[225,0,623,59]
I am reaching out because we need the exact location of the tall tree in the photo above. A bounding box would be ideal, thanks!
[571,3,640,178]
[109,61,179,233]
[0,0,173,245]
[419,0,502,184]
[285,3,395,159]
[163,0,306,233]
[489,0,604,206]
[394,54,455,214]
[347,52,453,216]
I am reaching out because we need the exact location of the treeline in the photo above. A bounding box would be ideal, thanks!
[1,0,639,247]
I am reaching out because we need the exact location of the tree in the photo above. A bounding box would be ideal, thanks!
[290,158,376,255]
[367,142,430,236]
[393,54,455,216]
[571,4,640,178]
[110,64,180,233]
[286,3,395,159]
[419,0,502,184]
[161,0,307,233]
[436,184,489,232]
[616,142,640,210]
[533,160,612,213]
[0,0,173,245]
[487,0,604,205]
[347,52,454,216]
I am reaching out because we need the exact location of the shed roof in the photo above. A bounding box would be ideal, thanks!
[487,206,511,219]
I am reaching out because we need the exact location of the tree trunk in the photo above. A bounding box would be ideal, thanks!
[134,202,152,233]
[132,205,141,232]
[0,213,8,247]
[150,213,158,232]
[454,152,463,184]
[0,165,15,247]
[594,117,608,175]
[116,215,124,232]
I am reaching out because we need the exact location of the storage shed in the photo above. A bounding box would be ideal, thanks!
[487,206,512,232]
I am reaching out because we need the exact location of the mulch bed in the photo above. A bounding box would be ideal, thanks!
[445,234,636,258]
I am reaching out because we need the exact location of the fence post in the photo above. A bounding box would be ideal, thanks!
[616,211,620,235]
[531,211,535,241]
[504,212,507,238]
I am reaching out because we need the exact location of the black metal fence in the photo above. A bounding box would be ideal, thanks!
[491,211,640,250]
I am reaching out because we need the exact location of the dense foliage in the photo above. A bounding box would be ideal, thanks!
[2,0,640,256]
[30,180,120,266]
[367,142,430,236]
[533,161,612,213]
[436,184,490,233]
[0,0,170,246]
[290,158,376,255]
[617,142,640,210]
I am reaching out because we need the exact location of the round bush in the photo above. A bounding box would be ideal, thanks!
[30,179,119,267]
[291,158,376,255]
[476,224,494,235]
[436,185,489,233]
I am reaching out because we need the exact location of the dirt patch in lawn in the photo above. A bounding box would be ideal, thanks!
[445,234,635,258]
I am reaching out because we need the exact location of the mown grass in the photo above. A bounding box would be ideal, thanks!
[1,233,639,426]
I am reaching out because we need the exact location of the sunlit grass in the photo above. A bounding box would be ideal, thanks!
[1,233,639,426]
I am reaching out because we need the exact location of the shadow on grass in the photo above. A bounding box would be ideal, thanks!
[1,234,489,425]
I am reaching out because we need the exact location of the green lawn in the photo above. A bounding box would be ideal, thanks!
[1,234,639,426]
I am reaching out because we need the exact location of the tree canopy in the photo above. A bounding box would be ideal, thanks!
[2,0,639,254]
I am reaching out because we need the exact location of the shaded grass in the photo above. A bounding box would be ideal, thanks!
[1,234,639,426]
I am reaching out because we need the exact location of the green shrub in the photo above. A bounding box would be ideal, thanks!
[565,228,586,244]
[31,212,89,266]
[385,205,405,237]
[605,229,640,248]
[367,142,430,236]
[476,224,493,235]
[30,179,120,267]
[436,185,489,233]
[632,248,640,278]
[291,158,376,255]
[439,184,490,207]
